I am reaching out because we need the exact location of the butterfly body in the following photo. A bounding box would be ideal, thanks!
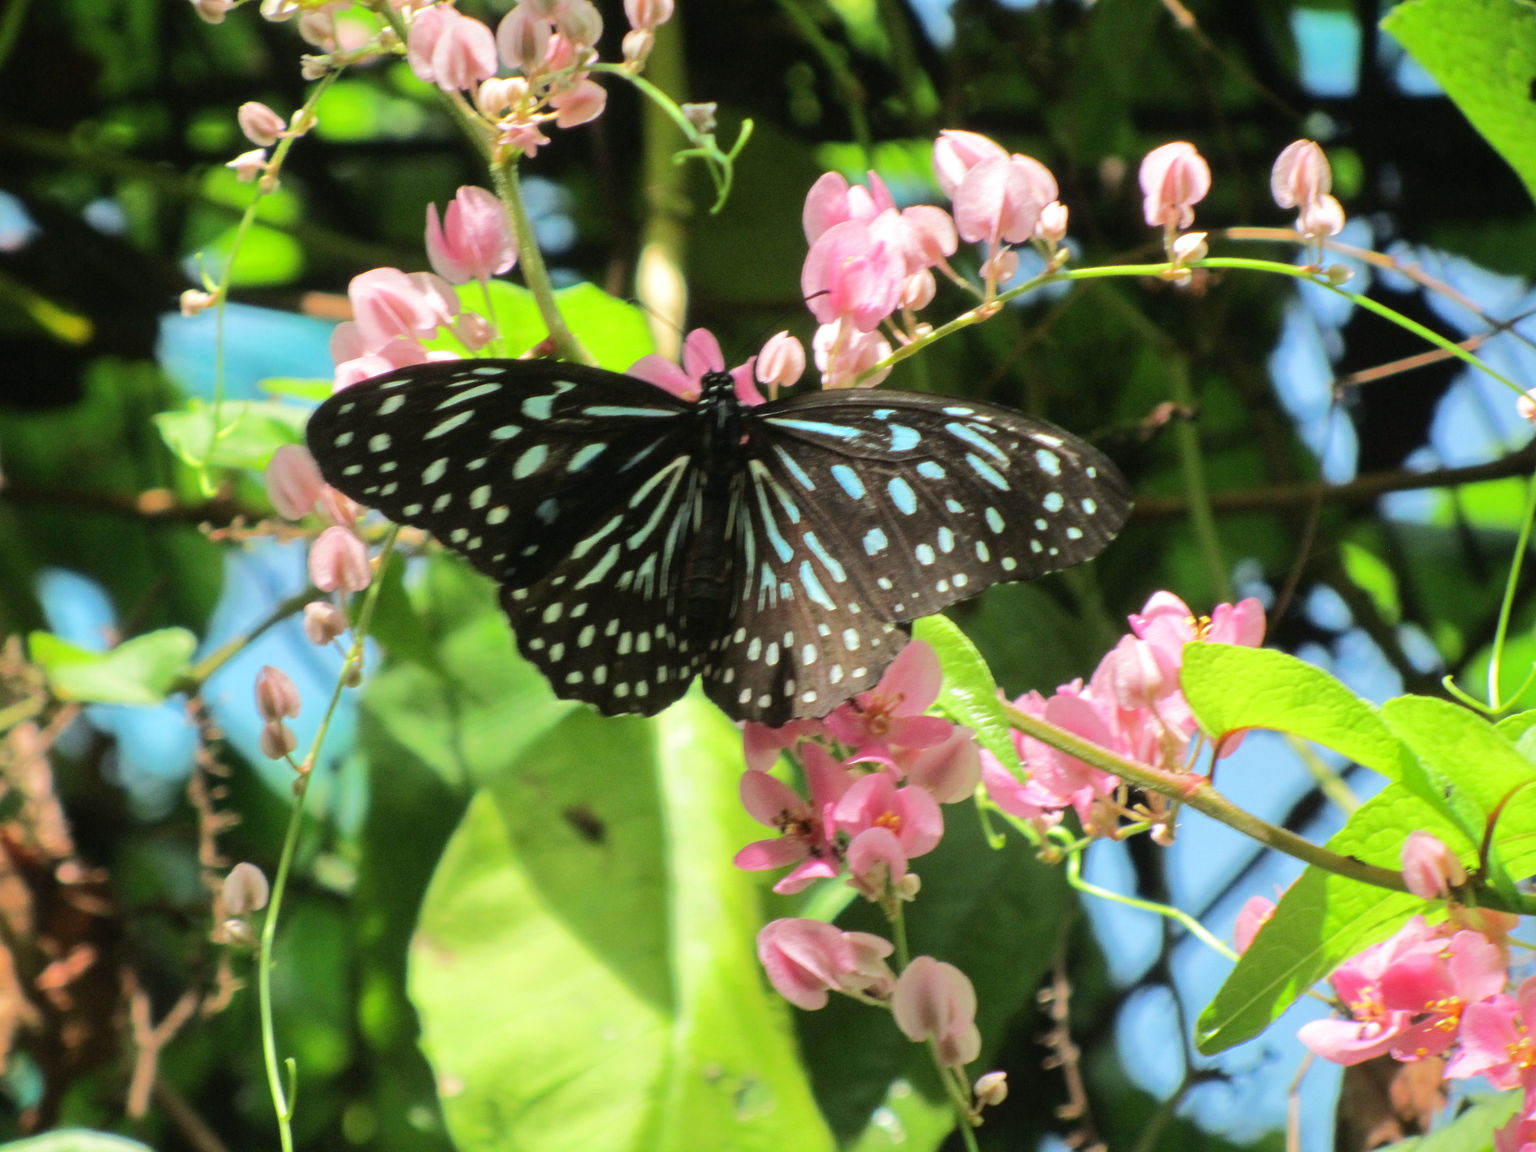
[306,359,1130,725]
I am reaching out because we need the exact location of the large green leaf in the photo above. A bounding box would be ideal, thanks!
[917,614,1020,775]
[1196,783,1464,1054]
[29,627,196,705]
[1383,0,1536,204]
[409,696,832,1152]
[1182,644,1408,779]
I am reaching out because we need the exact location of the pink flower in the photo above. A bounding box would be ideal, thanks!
[950,153,1058,247]
[408,5,498,93]
[902,727,981,803]
[624,0,673,29]
[265,444,325,520]
[823,640,954,762]
[425,186,517,284]
[549,78,607,128]
[812,320,892,389]
[1298,917,1504,1065]
[1401,831,1468,900]
[932,130,1009,199]
[757,918,895,1010]
[496,5,550,71]
[833,771,944,860]
[733,743,852,893]
[309,526,371,593]
[1139,141,1211,230]
[226,148,268,183]
[892,956,981,1067]
[303,601,348,646]
[627,328,765,405]
[1447,975,1536,1089]
[801,218,907,333]
[802,170,897,244]
[347,267,447,350]
[238,101,287,147]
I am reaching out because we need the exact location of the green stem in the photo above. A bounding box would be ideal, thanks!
[255,528,399,1149]
[1064,845,1237,961]
[491,159,587,363]
[1481,465,1536,711]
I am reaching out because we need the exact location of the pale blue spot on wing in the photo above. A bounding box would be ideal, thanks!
[888,423,920,451]
[946,421,1008,462]
[830,464,866,499]
[771,445,817,491]
[767,417,864,439]
[798,559,837,610]
[888,476,918,514]
[966,453,1011,490]
[916,461,946,480]
[1036,448,1062,475]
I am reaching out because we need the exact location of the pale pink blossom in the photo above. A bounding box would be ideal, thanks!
[265,444,325,520]
[951,153,1058,247]
[408,5,498,93]
[933,130,1009,199]
[812,320,892,388]
[496,5,550,71]
[553,0,602,48]
[226,148,268,182]
[347,268,449,350]
[1271,140,1332,209]
[624,0,673,30]
[549,78,607,128]
[621,29,654,64]
[892,956,981,1067]
[756,331,806,391]
[823,640,953,762]
[303,601,348,646]
[627,327,766,405]
[222,862,270,915]
[1139,141,1211,230]
[845,826,910,901]
[425,186,517,284]
[801,218,906,333]
[1036,200,1069,247]
[757,918,895,1010]
[733,743,853,893]
[309,526,371,593]
[833,771,944,860]
[1445,975,1536,1089]
[902,728,981,803]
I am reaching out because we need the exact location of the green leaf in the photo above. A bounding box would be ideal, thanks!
[1340,540,1401,624]
[1381,696,1536,887]
[30,628,196,705]
[1377,1091,1521,1152]
[409,696,833,1152]
[1182,645,1409,779]
[154,401,307,471]
[916,615,1021,775]
[554,283,656,371]
[1196,782,1464,1054]
[0,1135,156,1152]
[1383,0,1536,204]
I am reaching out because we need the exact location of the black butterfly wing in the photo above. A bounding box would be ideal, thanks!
[306,359,706,715]
[748,388,1130,623]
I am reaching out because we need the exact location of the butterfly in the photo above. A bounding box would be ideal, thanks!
[305,359,1130,726]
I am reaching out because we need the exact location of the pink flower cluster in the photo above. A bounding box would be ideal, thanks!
[981,592,1266,837]
[1298,909,1536,1149]
[734,640,980,896]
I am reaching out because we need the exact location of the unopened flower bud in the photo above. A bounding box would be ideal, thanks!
[303,600,348,646]
[226,148,269,182]
[180,288,218,316]
[892,956,981,1068]
[1519,389,1536,425]
[260,719,297,761]
[1036,200,1069,246]
[223,861,271,915]
[266,444,325,520]
[1140,141,1210,230]
[1171,230,1208,264]
[624,0,674,30]
[682,102,717,134]
[554,0,602,48]
[238,101,288,148]
[549,78,607,128]
[191,0,234,24]
[309,525,371,593]
[973,1071,1008,1108]
[621,27,653,64]
[221,918,256,947]
[1402,831,1468,900]
[255,665,301,723]
[756,331,805,390]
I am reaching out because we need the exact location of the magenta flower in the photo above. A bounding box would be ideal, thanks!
[1401,831,1468,900]
[425,186,517,285]
[822,639,953,761]
[757,918,895,1010]
[892,956,981,1068]
[1447,975,1536,1089]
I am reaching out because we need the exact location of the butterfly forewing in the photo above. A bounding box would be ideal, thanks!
[306,359,1131,724]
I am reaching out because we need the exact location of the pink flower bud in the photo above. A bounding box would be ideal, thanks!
[891,956,981,1068]
[554,0,602,48]
[408,5,498,93]
[1036,200,1069,246]
[621,28,653,64]
[477,76,527,116]
[303,600,348,646]
[756,332,805,390]
[1233,895,1275,954]
[255,665,301,723]
[223,862,270,915]
[496,6,550,71]
[179,288,218,316]
[226,148,269,182]
[549,78,607,128]
[624,0,673,30]
[1401,831,1467,899]
[1519,390,1536,425]
[259,720,297,761]
[190,0,234,24]
[980,248,1018,286]
[1296,195,1345,241]
[973,1071,1008,1108]
[681,102,717,134]
[265,444,325,520]
[309,525,371,593]
[902,269,936,312]
[425,186,517,285]
[238,101,287,147]
[348,267,445,349]
[1171,230,1208,263]
[1139,141,1211,229]
[813,320,891,389]
[1271,140,1332,210]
